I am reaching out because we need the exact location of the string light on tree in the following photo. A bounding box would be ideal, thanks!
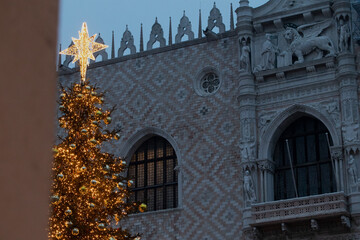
[49,22,143,239]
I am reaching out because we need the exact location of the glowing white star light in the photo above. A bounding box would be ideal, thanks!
[60,22,108,82]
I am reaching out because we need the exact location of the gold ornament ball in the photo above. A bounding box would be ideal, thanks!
[77,93,84,98]
[65,221,73,227]
[97,223,106,231]
[72,228,79,236]
[57,173,64,181]
[70,143,76,149]
[89,203,95,208]
[51,195,60,205]
[85,86,91,90]
[139,203,147,213]
[65,208,72,216]
[105,117,112,124]
[92,120,98,125]
[90,179,98,186]
[81,129,87,133]
[91,91,97,96]
[90,139,97,144]
[109,237,116,240]
[80,166,87,171]
[96,110,102,115]
[114,133,120,140]
[52,148,59,154]
[128,180,134,187]
[118,182,125,188]
[79,186,87,194]
[55,232,62,239]
[60,93,66,99]
[59,105,65,110]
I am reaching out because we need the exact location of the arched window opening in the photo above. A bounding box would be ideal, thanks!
[273,116,336,200]
[128,136,178,211]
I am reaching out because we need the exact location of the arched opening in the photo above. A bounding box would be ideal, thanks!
[123,48,131,56]
[128,136,178,211]
[273,116,336,200]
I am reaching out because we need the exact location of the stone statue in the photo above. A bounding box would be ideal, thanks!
[253,34,278,72]
[239,39,251,73]
[338,19,350,52]
[348,154,358,185]
[244,170,256,202]
[283,20,335,64]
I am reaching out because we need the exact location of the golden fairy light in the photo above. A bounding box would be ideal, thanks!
[60,22,108,82]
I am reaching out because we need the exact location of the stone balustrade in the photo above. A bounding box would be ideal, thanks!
[251,192,348,226]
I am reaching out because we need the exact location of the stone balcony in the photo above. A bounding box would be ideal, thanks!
[251,192,348,226]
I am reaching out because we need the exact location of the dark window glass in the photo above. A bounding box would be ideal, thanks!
[128,136,178,211]
[274,116,335,200]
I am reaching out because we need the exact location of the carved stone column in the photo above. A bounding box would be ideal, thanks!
[257,159,275,202]
[330,146,345,191]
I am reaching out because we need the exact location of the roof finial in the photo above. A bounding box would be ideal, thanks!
[111,30,115,59]
[140,23,144,52]
[213,2,216,8]
[198,9,202,38]
[169,17,173,45]
[230,3,234,31]
[126,25,128,30]
[183,10,186,16]
[155,17,158,23]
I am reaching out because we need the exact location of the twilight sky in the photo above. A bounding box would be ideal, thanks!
[58,0,265,61]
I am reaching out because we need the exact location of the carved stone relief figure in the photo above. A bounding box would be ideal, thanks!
[240,142,255,161]
[338,18,351,53]
[239,39,251,73]
[253,34,279,72]
[348,154,358,185]
[244,170,256,202]
[283,20,335,64]
[342,124,359,144]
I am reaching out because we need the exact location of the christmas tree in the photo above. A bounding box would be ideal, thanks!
[49,23,142,240]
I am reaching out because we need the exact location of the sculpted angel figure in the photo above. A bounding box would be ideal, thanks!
[239,39,251,73]
[283,20,336,64]
[348,154,358,185]
[244,170,256,202]
[339,18,351,52]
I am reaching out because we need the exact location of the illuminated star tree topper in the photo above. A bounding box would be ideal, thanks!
[60,22,108,82]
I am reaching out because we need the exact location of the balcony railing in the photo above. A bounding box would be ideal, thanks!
[251,192,348,226]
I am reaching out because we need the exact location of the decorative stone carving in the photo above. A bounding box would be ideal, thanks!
[207,2,225,33]
[338,18,351,53]
[244,170,257,203]
[147,18,166,50]
[240,142,255,161]
[118,26,136,57]
[253,34,279,72]
[342,124,359,144]
[341,215,351,229]
[311,219,319,231]
[325,100,341,128]
[283,20,336,64]
[348,154,359,185]
[90,34,108,63]
[239,38,251,73]
[257,159,275,173]
[175,12,194,43]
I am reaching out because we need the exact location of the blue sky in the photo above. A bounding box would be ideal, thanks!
[58,0,265,60]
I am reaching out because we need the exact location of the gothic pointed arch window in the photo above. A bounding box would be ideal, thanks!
[128,136,178,211]
[273,116,336,200]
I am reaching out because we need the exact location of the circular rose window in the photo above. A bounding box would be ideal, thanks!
[201,73,220,94]
[194,68,221,97]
